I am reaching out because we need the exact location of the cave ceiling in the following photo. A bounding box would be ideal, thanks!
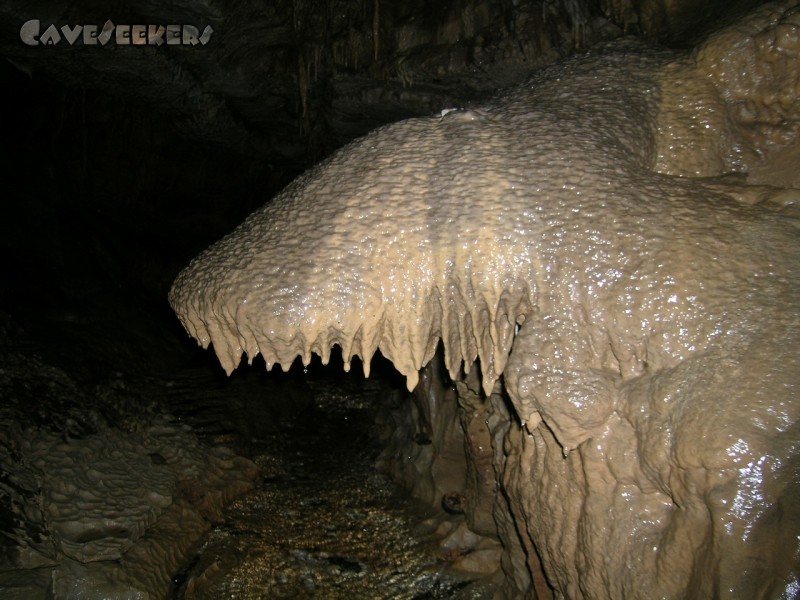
[1,0,765,173]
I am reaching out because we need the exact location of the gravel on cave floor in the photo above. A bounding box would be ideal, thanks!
[170,373,500,600]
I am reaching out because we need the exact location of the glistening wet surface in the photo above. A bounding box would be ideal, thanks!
[168,367,499,599]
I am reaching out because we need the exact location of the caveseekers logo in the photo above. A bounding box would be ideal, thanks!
[20,19,213,46]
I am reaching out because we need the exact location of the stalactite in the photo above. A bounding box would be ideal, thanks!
[542,0,591,48]
[297,53,309,134]
[312,44,321,83]
[372,0,380,62]
[601,0,639,33]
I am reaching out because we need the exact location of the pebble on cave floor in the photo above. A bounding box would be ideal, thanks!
[170,375,502,600]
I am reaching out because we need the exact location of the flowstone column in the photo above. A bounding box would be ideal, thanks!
[457,371,551,599]
[375,348,467,508]
[454,370,500,537]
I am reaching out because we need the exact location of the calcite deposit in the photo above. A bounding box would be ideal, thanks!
[170,2,800,598]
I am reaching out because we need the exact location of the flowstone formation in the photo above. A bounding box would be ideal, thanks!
[170,2,800,598]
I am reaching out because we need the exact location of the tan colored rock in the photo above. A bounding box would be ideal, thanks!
[170,2,800,598]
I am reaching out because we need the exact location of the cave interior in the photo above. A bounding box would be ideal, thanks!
[1,0,796,598]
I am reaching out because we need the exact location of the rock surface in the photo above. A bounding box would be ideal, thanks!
[0,348,258,598]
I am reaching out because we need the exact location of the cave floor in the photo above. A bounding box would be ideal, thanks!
[168,369,499,599]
